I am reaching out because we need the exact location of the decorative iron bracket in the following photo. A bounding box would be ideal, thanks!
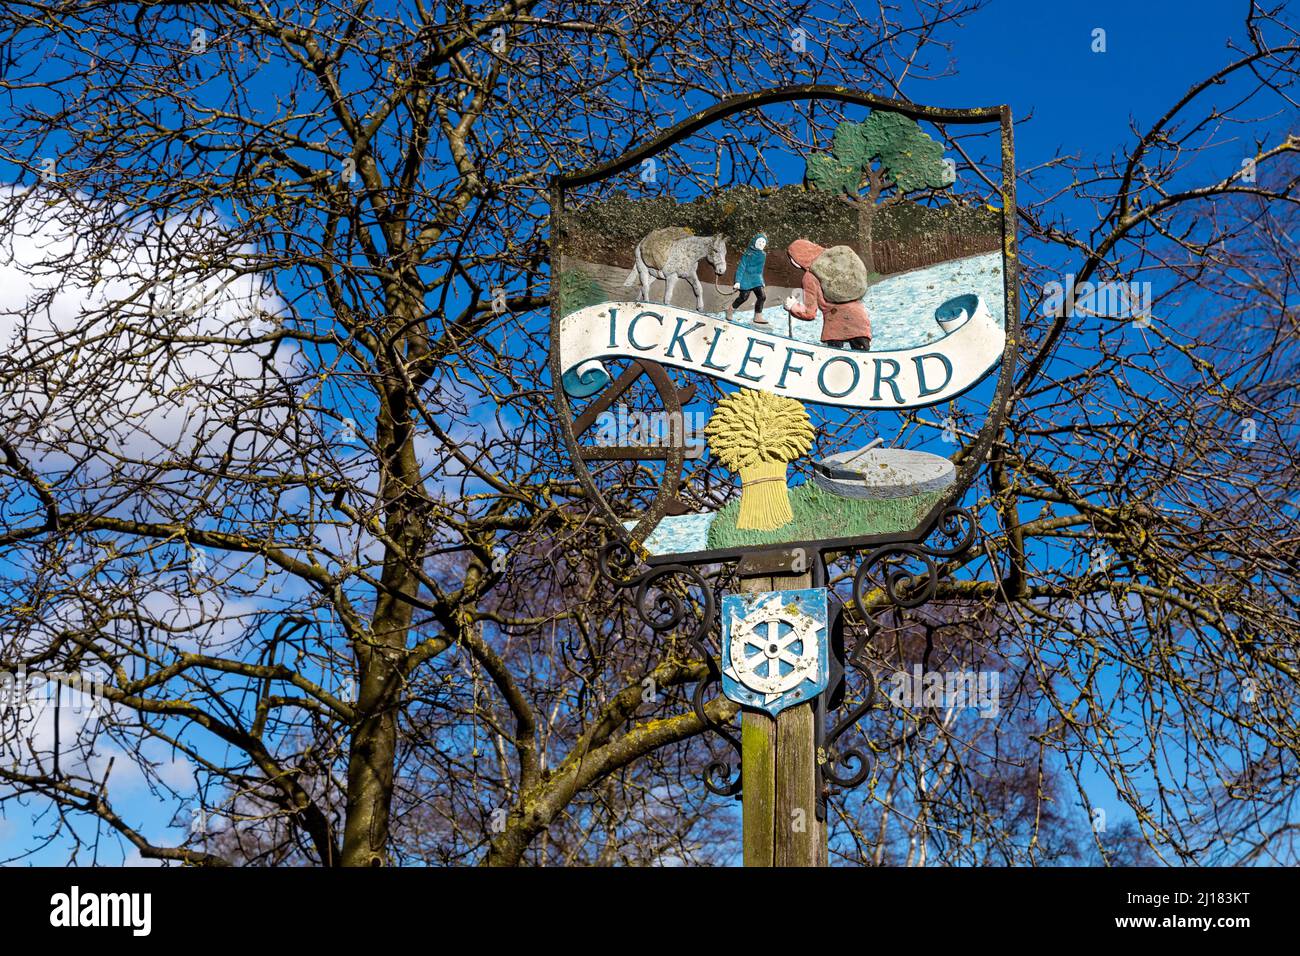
[814,504,978,819]
[599,505,977,807]
[598,541,741,796]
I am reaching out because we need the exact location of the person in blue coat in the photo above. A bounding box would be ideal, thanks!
[731,233,769,324]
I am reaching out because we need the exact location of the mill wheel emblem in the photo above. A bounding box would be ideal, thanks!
[722,592,828,716]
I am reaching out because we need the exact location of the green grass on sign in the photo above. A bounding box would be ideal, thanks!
[705,481,944,550]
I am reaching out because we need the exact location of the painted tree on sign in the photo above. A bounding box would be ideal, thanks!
[805,111,954,273]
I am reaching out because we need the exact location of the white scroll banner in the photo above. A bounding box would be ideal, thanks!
[558,295,1005,409]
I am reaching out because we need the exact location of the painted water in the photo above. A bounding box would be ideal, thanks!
[624,512,715,557]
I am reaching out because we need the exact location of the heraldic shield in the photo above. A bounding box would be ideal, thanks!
[721,588,829,718]
[549,85,1019,569]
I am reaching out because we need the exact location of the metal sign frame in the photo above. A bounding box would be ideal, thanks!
[548,84,1018,569]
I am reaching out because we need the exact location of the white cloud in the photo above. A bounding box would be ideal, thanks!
[0,186,293,466]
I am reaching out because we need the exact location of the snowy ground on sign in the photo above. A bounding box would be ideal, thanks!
[711,252,1004,351]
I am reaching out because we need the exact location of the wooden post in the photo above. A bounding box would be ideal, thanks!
[740,572,774,866]
[741,707,776,866]
[740,569,825,867]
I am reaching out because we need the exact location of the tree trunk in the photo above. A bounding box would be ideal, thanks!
[858,199,875,275]
[340,584,413,866]
[340,671,399,865]
[340,374,425,866]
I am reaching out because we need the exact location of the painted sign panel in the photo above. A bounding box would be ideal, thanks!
[721,588,829,717]
[549,87,1018,567]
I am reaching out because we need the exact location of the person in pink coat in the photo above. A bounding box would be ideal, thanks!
[783,239,872,351]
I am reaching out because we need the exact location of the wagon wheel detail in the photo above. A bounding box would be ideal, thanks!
[725,598,824,704]
[564,358,697,546]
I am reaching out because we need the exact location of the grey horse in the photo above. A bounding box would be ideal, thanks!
[623,229,727,311]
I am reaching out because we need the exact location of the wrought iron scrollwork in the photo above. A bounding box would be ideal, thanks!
[822,651,876,789]
[598,541,742,796]
[813,505,977,811]
[851,506,976,617]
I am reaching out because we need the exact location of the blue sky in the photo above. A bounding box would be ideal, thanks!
[914,0,1290,862]
[924,0,1248,147]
